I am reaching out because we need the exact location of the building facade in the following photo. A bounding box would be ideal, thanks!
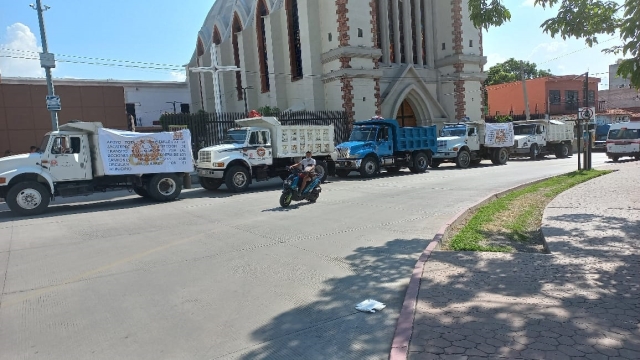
[186,0,487,128]
[608,60,633,90]
[486,76,601,117]
[0,82,127,154]
[1,78,190,128]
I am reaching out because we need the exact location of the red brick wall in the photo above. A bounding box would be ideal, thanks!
[0,84,127,154]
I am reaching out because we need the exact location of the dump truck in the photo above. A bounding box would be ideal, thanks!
[0,121,194,216]
[333,117,437,177]
[195,116,336,192]
[510,119,574,159]
[431,121,514,168]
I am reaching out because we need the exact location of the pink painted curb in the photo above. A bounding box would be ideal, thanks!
[388,175,555,360]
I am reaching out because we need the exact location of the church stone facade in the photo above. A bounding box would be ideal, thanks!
[186,0,487,128]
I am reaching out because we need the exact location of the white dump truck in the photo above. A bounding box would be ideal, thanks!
[0,121,194,216]
[195,116,336,192]
[431,121,514,168]
[510,119,574,159]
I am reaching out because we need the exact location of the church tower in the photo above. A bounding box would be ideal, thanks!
[431,0,486,121]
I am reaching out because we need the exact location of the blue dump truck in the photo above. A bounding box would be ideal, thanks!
[334,117,437,178]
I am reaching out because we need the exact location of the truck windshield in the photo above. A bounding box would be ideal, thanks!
[608,128,640,140]
[349,127,377,142]
[223,130,248,144]
[440,126,466,137]
[38,135,50,153]
[514,125,536,135]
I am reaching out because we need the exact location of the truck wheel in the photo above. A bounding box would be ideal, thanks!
[225,166,251,192]
[200,177,223,191]
[612,156,619,162]
[359,156,379,178]
[315,160,328,183]
[555,143,570,158]
[455,150,471,169]
[411,152,429,173]
[6,181,51,216]
[430,160,441,168]
[148,173,183,201]
[133,185,150,198]
[530,144,540,160]
[495,148,509,165]
[335,169,350,178]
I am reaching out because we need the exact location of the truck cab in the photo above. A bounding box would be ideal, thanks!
[0,129,94,203]
[435,123,480,156]
[513,123,547,152]
[196,126,274,190]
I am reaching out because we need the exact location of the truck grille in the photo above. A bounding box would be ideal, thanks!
[198,150,211,163]
[437,140,447,149]
[336,147,350,158]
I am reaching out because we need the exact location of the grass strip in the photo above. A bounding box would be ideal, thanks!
[446,169,612,252]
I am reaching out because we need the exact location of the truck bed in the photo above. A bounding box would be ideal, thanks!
[234,116,335,158]
[396,126,438,153]
[547,122,574,142]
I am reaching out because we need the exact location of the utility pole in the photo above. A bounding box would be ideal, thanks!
[31,0,59,131]
[520,62,530,120]
[242,86,253,114]
[583,72,592,170]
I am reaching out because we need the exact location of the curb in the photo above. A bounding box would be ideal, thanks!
[388,175,560,360]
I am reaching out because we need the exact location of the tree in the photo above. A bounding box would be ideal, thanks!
[469,0,639,88]
[485,58,553,86]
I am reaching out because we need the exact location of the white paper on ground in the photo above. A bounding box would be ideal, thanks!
[355,299,386,313]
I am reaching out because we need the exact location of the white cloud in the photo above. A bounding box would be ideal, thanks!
[169,71,186,82]
[0,23,44,77]
[527,41,569,60]
[485,53,507,68]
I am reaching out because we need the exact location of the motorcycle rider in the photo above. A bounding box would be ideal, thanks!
[290,151,316,193]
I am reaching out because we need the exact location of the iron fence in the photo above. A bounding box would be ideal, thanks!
[160,110,351,157]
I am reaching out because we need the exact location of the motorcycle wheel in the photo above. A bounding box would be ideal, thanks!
[280,192,292,208]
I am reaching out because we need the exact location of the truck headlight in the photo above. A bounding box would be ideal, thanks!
[213,162,225,168]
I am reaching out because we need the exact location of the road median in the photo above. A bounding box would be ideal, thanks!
[444,169,612,253]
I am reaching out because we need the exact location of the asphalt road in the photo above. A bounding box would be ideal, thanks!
[0,153,612,360]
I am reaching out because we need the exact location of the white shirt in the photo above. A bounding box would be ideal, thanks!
[301,157,316,167]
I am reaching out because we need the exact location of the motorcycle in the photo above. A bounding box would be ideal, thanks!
[280,166,322,207]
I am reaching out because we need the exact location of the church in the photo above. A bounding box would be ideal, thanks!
[186,0,487,127]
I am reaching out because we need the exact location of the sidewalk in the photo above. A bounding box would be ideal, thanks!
[406,162,640,359]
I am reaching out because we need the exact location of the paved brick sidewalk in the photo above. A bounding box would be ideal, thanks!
[408,162,640,360]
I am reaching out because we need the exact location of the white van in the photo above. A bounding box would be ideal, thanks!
[606,121,640,161]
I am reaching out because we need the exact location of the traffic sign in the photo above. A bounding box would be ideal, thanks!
[578,107,595,120]
[46,95,61,111]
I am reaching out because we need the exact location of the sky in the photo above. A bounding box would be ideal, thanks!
[0,0,628,89]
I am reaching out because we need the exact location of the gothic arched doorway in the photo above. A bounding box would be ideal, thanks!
[396,99,417,127]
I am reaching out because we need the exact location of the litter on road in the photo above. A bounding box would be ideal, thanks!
[355,299,386,313]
